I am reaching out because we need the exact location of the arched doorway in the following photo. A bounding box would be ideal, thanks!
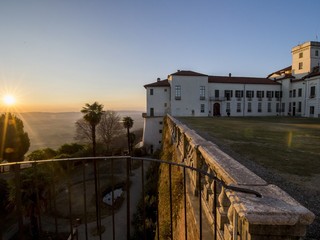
[213,103,221,116]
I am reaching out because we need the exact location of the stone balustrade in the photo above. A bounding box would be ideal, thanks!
[166,114,315,240]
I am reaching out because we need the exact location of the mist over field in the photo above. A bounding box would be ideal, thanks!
[19,111,144,152]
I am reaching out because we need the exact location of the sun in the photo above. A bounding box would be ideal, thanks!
[3,94,16,106]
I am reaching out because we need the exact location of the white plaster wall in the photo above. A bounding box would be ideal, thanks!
[291,42,320,77]
[142,117,164,151]
[146,86,171,116]
[305,77,320,117]
[208,83,281,116]
[170,75,209,116]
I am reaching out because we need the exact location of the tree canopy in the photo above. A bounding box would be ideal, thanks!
[0,113,30,162]
[76,110,124,154]
[80,102,104,157]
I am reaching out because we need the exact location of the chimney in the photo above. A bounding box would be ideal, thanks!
[157,78,161,82]
[229,73,232,77]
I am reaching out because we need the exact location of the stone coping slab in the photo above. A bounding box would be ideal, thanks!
[226,184,315,226]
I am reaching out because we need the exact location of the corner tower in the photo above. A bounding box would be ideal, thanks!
[291,41,320,77]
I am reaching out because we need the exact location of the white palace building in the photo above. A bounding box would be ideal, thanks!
[142,41,320,152]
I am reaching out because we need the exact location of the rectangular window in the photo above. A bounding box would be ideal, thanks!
[257,90,264,99]
[247,102,252,112]
[159,121,163,125]
[299,52,303,58]
[275,91,281,99]
[268,102,272,112]
[298,102,302,112]
[226,102,231,113]
[281,103,285,113]
[150,108,154,116]
[289,102,292,112]
[215,90,219,98]
[159,129,162,133]
[175,85,181,100]
[224,90,233,100]
[237,103,241,112]
[246,90,254,99]
[289,90,292,98]
[164,89,167,92]
[200,86,205,100]
[150,89,154,95]
[258,102,262,112]
[164,103,167,107]
[310,106,315,115]
[266,91,273,99]
[200,104,205,113]
[310,86,316,98]
[299,62,303,70]
[316,50,319,57]
[298,88,302,97]
[293,89,296,98]
[235,90,243,98]
[276,103,280,113]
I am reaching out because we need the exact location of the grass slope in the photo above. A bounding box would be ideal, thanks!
[179,116,320,176]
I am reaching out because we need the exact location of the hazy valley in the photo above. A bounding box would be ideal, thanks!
[19,111,144,152]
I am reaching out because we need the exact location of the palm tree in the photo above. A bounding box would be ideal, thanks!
[81,102,104,157]
[122,116,134,155]
[81,102,104,235]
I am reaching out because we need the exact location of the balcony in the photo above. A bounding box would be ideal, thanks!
[1,133,315,240]
[1,156,261,240]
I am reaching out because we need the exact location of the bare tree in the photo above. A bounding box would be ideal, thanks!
[97,110,123,152]
[75,118,93,143]
[75,110,124,153]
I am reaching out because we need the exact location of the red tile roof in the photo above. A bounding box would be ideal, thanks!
[208,76,280,85]
[144,79,170,88]
[267,66,292,78]
[170,70,208,76]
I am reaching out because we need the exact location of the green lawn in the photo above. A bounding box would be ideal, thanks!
[178,117,320,176]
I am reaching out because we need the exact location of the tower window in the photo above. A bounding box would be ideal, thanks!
[150,89,154,95]
[316,50,319,56]
[200,86,205,100]
[299,62,303,70]
[299,52,303,58]
[175,85,181,100]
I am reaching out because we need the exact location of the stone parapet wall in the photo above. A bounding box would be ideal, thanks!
[166,114,315,239]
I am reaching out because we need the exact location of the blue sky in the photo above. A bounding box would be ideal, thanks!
[0,0,319,112]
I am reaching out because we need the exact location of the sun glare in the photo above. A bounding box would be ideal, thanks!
[3,95,16,106]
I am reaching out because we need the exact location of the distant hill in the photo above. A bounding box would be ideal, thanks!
[18,111,143,152]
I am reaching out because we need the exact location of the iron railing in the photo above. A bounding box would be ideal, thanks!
[0,156,260,240]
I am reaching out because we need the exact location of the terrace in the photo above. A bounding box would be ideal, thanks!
[0,115,317,240]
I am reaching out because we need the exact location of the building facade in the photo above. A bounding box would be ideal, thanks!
[142,41,320,152]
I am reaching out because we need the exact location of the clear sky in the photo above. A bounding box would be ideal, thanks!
[1,0,320,112]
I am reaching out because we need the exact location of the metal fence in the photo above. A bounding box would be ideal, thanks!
[0,156,260,240]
